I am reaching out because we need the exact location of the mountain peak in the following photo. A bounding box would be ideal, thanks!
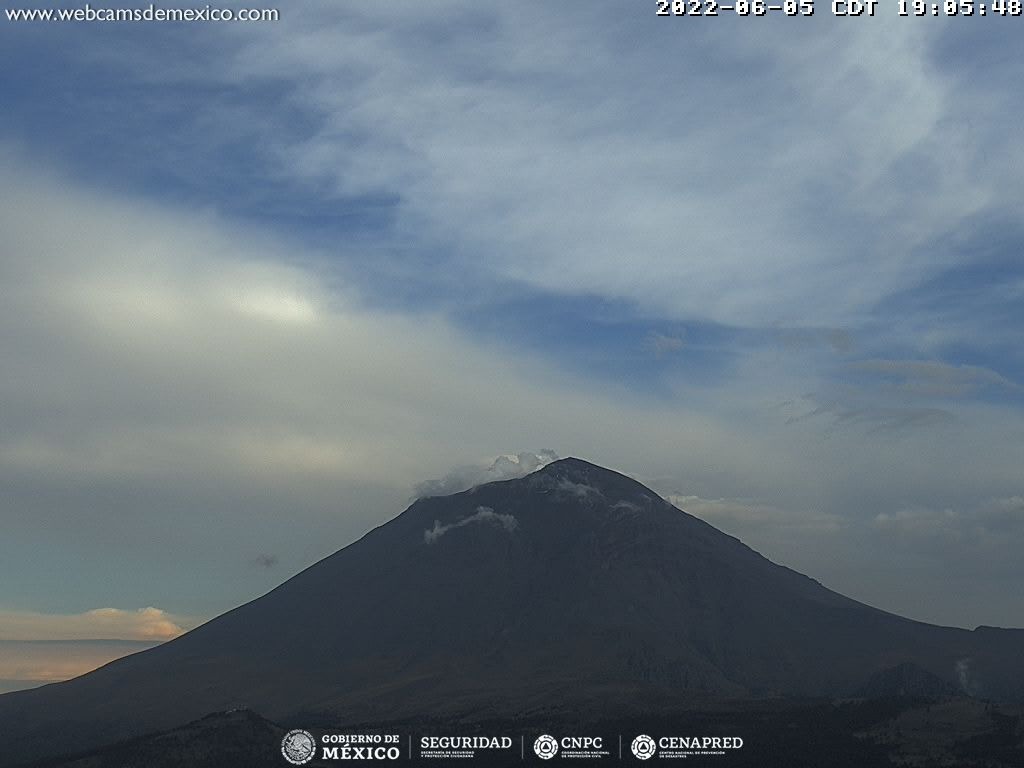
[533,456,627,484]
[532,456,610,487]
[526,456,660,509]
[540,456,605,471]
[537,456,621,475]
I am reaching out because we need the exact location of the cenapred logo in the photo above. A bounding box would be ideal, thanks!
[281,729,317,765]
[631,734,657,760]
[534,734,559,760]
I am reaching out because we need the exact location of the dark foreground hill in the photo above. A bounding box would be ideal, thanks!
[2,458,1023,766]
[21,709,285,768]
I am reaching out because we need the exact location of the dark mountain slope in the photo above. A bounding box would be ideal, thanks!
[2,458,1022,766]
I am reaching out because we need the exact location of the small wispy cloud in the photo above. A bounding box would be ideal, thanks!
[775,328,855,354]
[874,496,1024,541]
[645,331,685,357]
[423,506,519,544]
[555,478,603,499]
[250,553,279,569]
[849,358,1020,398]
[668,494,844,535]
[783,395,955,435]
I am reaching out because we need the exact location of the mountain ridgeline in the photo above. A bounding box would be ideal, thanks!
[2,458,1023,766]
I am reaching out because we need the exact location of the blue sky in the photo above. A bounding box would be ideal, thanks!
[1,2,1023,689]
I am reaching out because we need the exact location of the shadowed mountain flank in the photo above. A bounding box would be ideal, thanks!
[2,458,1022,766]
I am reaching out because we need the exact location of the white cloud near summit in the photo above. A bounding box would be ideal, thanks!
[414,451,559,499]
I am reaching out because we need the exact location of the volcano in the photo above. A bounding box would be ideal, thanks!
[2,457,1023,766]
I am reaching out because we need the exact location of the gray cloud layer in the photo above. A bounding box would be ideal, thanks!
[1,151,1022,629]
[210,6,1009,334]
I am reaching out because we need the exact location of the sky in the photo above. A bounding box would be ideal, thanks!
[1,2,1023,691]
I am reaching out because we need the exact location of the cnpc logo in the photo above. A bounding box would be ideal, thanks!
[533,734,559,760]
[534,734,604,759]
